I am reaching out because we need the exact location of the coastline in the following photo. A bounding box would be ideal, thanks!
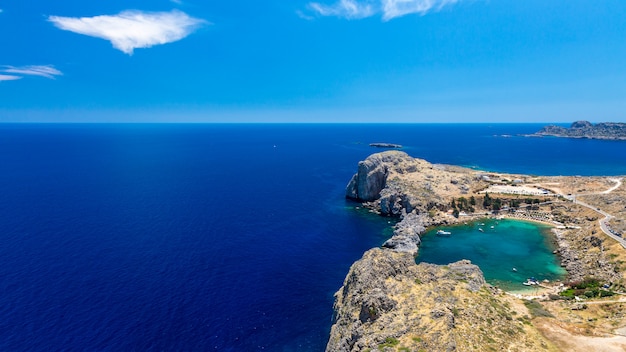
[328,150,626,352]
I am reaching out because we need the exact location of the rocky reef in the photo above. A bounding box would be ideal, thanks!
[533,121,626,140]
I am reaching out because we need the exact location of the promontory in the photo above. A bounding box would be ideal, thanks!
[328,150,626,352]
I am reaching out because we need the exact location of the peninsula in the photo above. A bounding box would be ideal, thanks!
[532,121,626,140]
[329,151,626,352]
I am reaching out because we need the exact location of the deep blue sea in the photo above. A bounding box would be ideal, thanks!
[1,124,625,351]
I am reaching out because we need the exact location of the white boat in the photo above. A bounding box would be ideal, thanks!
[436,230,452,236]
[478,228,484,232]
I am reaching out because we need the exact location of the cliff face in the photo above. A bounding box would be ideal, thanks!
[535,121,626,140]
[345,151,416,202]
[326,249,551,352]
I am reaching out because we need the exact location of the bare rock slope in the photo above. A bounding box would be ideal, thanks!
[327,249,552,352]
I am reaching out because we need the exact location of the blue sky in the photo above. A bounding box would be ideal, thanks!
[1,0,625,122]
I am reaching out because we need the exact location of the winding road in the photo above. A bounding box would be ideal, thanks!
[565,178,626,249]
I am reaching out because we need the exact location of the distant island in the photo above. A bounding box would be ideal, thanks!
[532,121,626,140]
[369,142,402,148]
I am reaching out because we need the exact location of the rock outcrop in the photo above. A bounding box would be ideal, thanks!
[346,151,416,202]
[533,121,626,140]
[326,249,551,352]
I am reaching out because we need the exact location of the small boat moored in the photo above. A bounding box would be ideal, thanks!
[436,230,452,236]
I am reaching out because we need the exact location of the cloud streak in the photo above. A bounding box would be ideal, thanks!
[1,65,62,81]
[3,65,63,79]
[0,74,21,81]
[307,0,462,20]
[49,10,207,55]
[307,0,376,20]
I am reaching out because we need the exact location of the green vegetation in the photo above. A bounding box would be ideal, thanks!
[378,337,400,350]
[450,196,476,217]
[523,300,554,318]
[560,278,616,299]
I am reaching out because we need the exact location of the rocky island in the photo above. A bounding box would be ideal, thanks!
[532,121,626,140]
[328,151,626,352]
[369,143,403,148]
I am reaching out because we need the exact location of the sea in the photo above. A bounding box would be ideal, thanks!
[1,123,625,351]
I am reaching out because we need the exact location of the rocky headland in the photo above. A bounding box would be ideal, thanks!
[532,121,626,140]
[328,151,626,352]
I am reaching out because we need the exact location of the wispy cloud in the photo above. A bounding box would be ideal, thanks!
[307,0,376,20]
[48,10,207,55]
[0,74,22,81]
[307,0,461,21]
[3,65,63,79]
[382,0,459,20]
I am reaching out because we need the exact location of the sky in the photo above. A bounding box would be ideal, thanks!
[1,0,626,123]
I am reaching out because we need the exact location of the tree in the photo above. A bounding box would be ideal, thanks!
[483,193,492,208]
[469,196,476,206]
[493,198,502,211]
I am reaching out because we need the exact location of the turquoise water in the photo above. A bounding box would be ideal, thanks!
[417,219,567,291]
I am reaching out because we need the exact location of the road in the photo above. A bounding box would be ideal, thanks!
[564,178,626,249]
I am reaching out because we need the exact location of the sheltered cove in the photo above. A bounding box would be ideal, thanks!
[328,151,626,352]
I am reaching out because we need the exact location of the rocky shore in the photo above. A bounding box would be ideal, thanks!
[327,151,626,352]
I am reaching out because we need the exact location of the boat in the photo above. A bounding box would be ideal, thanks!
[478,228,484,232]
[436,230,452,236]
[512,268,517,272]
[523,277,539,286]
[490,225,495,229]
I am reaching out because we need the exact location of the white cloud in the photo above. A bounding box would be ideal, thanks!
[308,0,376,19]
[0,74,22,81]
[382,0,458,20]
[48,10,207,55]
[306,0,461,21]
[3,65,63,79]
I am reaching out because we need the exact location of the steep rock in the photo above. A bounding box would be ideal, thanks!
[345,151,416,202]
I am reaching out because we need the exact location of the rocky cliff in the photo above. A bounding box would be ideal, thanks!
[534,121,626,140]
[326,248,552,352]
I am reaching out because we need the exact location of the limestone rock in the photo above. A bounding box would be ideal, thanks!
[345,151,416,202]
